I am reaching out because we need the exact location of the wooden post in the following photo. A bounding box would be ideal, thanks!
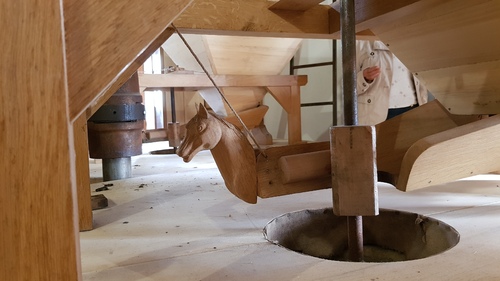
[74,114,94,231]
[1,0,81,279]
[266,85,304,144]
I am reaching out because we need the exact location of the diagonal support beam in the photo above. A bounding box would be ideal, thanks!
[65,0,194,121]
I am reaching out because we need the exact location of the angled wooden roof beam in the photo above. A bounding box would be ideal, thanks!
[174,0,337,39]
[269,0,325,11]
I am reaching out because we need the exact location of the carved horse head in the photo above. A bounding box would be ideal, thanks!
[177,103,258,203]
[177,103,224,162]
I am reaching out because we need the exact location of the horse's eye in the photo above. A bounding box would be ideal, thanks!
[197,125,204,132]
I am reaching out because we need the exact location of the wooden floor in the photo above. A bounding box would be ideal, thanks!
[81,143,500,280]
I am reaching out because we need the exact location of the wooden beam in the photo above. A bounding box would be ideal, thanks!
[1,0,80,279]
[174,0,335,39]
[64,0,194,121]
[400,114,500,191]
[74,114,93,231]
[257,142,331,198]
[375,100,483,189]
[266,86,302,144]
[83,28,176,120]
[376,101,459,184]
[328,0,428,36]
[139,74,307,144]
[269,0,325,11]
[139,74,308,89]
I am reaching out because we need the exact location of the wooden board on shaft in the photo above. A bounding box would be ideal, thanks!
[331,126,378,216]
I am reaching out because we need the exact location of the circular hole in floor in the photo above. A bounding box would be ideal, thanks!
[264,208,459,262]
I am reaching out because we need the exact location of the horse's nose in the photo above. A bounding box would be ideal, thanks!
[176,142,192,162]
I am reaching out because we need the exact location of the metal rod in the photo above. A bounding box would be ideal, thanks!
[341,0,364,262]
[341,0,358,126]
[170,87,177,153]
[301,101,334,107]
[170,87,177,123]
[332,39,338,125]
[292,61,335,70]
[347,216,364,262]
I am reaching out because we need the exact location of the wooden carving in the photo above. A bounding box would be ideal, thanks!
[177,103,258,203]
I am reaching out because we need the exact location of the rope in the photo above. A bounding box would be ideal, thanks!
[171,23,267,157]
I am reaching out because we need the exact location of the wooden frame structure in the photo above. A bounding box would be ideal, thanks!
[1,0,194,279]
[139,73,307,144]
[3,0,500,279]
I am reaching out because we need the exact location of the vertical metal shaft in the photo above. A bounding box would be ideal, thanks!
[347,216,363,261]
[170,87,177,153]
[170,87,177,123]
[332,39,338,126]
[341,0,364,262]
[102,157,132,181]
[341,0,358,126]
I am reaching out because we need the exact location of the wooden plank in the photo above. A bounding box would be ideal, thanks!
[256,142,330,198]
[1,0,80,279]
[74,114,93,231]
[64,0,194,121]
[174,0,334,38]
[399,114,500,191]
[371,0,500,72]
[330,126,378,216]
[376,100,483,189]
[139,74,308,88]
[376,100,459,185]
[91,194,109,210]
[329,0,427,36]
[279,150,331,184]
[287,85,302,145]
[269,0,324,11]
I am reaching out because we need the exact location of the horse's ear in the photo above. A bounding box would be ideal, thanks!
[198,103,209,119]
